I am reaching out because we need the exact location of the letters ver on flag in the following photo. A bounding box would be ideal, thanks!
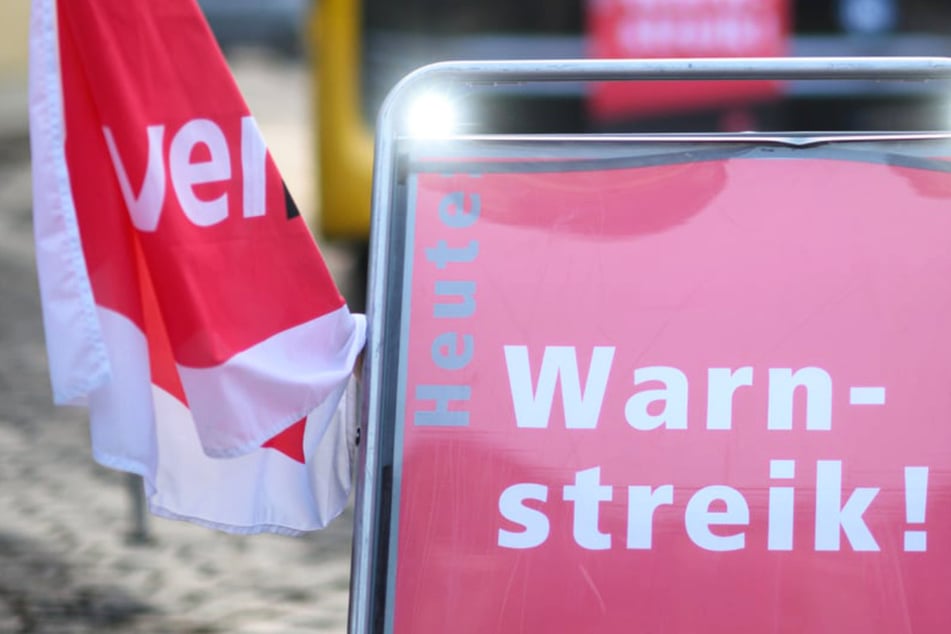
[28,0,366,534]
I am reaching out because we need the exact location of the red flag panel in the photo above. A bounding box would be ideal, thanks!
[29,0,364,533]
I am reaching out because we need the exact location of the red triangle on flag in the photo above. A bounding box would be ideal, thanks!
[263,418,307,464]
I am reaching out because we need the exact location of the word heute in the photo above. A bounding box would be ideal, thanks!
[497,346,929,553]
[412,189,481,427]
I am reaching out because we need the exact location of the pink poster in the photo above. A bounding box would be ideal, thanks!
[390,144,951,633]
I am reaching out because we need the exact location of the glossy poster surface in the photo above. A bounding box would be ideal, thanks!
[390,143,951,633]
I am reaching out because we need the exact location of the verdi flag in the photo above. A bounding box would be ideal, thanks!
[28,0,366,534]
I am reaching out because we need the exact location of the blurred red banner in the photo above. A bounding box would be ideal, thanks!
[587,0,790,121]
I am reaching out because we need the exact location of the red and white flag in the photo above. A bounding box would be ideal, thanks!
[28,0,366,534]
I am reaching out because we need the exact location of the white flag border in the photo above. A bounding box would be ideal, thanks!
[29,0,110,405]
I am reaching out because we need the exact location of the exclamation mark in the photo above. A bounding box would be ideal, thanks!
[904,466,929,552]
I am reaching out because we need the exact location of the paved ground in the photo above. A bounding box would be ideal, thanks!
[0,53,359,633]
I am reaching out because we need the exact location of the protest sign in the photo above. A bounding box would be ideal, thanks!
[380,138,951,633]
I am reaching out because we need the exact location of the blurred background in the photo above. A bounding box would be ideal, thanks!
[1,0,951,631]
[199,0,951,310]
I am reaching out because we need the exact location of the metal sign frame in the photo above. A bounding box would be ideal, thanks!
[350,57,951,634]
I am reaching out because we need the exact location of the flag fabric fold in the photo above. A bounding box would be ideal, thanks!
[29,0,366,534]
